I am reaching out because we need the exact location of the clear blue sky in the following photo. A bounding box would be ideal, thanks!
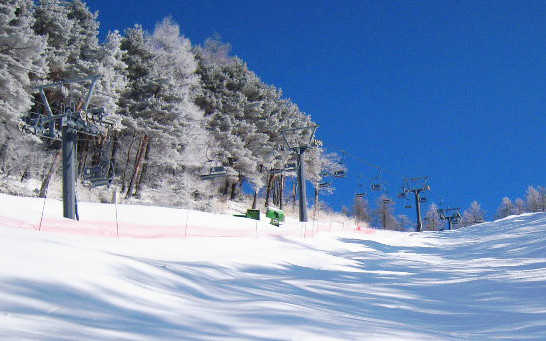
[89,0,546,221]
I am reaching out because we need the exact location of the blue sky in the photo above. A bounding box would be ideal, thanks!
[89,0,546,222]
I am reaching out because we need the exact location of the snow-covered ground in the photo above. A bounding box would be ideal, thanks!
[1,194,545,340]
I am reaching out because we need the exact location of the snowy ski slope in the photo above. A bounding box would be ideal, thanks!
[0,193,545,340]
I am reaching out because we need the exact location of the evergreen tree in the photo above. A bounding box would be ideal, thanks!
[0,0,46,126]
[94,30,127,118]
[118,20,207,203]
[526,185,546,213]
[0,0,47,179]
[514,197,526,215]
[197,33,234,66]
[424,203,442,231]
[352,196,370,225]
[372,194,398,230]
[33,0,73,79]
[397,215,412,231]
[461,200,486,227]
[496,197,516,219]
[197,57,295,199]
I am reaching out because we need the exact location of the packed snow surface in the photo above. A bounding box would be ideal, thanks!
[1,194,546,340]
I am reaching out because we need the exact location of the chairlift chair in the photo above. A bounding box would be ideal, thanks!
[83,162,113,187]
[355,175,367,199]
[371,183,382,191]
[419,197,427,203]
[320,170,330,177]
[397,192,407,199]
[269,168,283,175]
[382,198,392,204]
[333,170,346,178]
[284,163,297,171]
[200,162,226,180]
[228,157,238,166]
[319,181,331,189]
[404,197,412,209]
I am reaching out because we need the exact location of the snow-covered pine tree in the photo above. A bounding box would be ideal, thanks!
[64,0,100,79]
[94,30,127,120]
[196,33,324,207]
[397,214,412,231]
[514,197,526,215]
[461,200,486,227]
[197,33,234,66]
[143,18,209,205]
[496,196,516,219]
[0,0,47,179]
[118,20,207,204]
[309,149,345,213]
[424,203,442,231]
[373,194,399,230]
[33,0,72,79]
[196,58,274,200]
[526,185,546,213]
[352,196,370,226]
[0,0,46,126]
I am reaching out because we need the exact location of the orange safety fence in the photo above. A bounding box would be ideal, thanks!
[0,194,375,239]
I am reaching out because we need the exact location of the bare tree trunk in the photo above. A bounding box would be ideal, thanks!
[229,183,237,200]
[271,177,277,206]
[121,134,137,193]
[279,174,284,210]
[109,131,119,179]
[292,176,297,208]
[39,149,62,198]
[252,189,258,209]
[264,174,274,208]
[221,180,230,197]
[134,140,150,197]
[0,141,8,174]
[314,185,319,219]
[230,174,242,200]
[275,177,281,206]
[126,135,148,199]
[20,168,30,182]
[77,138,90,179]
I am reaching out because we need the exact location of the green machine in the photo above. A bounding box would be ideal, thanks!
[266,207,285,227]
[234,209,261,220]
[234,207,284,227]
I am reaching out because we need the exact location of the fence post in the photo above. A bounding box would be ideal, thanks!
[184,208,189,238]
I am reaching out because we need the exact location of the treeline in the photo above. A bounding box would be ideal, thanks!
[346,185,546,231]
[0,0,343,211]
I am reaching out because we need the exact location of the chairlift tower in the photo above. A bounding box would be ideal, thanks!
[437,207,462,230]
[399,176,430,232]
[281,125,317,222]
[19,75,113,219]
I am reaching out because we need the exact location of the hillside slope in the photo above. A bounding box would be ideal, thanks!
[0,195,545,340]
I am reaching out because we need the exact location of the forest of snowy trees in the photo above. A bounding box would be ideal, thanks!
[0,0,343,213]
[1,0,545,230]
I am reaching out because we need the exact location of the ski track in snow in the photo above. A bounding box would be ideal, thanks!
[0,194,546,340]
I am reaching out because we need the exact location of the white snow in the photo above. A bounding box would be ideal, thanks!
[1,193,546,340]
